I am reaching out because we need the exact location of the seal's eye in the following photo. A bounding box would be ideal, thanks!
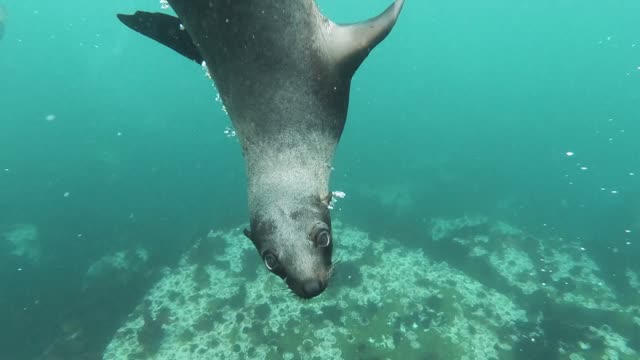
[263,252,279,271]
[310,222,331,247]
[316,230,331,247]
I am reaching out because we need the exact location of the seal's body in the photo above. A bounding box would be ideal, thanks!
[118,0,404,298]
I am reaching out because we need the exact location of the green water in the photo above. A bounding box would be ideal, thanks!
[0,0,638,359]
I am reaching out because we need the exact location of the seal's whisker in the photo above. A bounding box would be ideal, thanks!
[328,261,339,280]
[327,253,343,280]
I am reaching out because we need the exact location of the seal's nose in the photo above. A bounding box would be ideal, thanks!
[301,279,325,298]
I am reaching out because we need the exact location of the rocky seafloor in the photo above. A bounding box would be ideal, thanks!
[101,217,640,360]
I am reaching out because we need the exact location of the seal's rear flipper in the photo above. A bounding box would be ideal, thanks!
[117,11,203,65]
[327,0,405,77]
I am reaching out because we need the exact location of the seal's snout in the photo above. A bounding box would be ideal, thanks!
[301,279,325,299]
[287,276,328,299]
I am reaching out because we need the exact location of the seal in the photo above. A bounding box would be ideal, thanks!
[117,0,404,299]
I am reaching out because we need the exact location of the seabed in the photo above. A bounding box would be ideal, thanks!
[101,217,640,360]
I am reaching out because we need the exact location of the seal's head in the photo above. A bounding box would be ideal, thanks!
[245,195,333,299]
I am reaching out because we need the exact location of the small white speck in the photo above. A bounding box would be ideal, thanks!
[626,241,632,245]
[116,132,122,136]
[566,151,574,157]
[630,172,635,176]
[531,338,536,342]
[63,192,70,197]
[3,168,9,172]
[600,187,607,191]
[45,114,56,121]
[77,233,83,238]
[611,190,618,194]
[625,229,632,233]
[580,166,588,171]
[17,268,22,271]
[580,247,586,251]
[332,191,346,199]
[541,282,547,286]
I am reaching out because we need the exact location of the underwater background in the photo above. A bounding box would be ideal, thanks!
[1,0,639,359]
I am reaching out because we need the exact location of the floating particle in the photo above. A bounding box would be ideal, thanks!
[45,114,56,121]
[63,192,70,197]
[625,229,632,233]
[566,151,574,157]
[630,172,635,176]
[580,247,586,251]
[626,242,632,245]
[116,131,122,136]
[611,190,618,194]
[580,166,588,171]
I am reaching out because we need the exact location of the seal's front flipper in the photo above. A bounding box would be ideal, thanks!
[327,0,405,76]
[117,11,203,65]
